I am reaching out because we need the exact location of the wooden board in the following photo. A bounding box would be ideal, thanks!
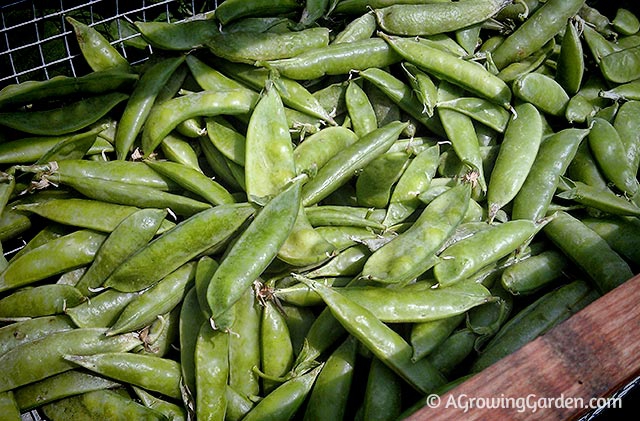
[408,274,640,420]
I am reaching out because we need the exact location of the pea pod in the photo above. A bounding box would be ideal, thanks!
[513,72,570,117]
[135,15,219,50]
[228,288,262,398]
[501,249,569,295]
[179,288,204,400]
[600,45,640,84]
[334,0,449,15]
[0,284,84,319]
[205,116,247,166]
[66,289,139,328]
[411,314,465,363]
[0,392,20,421]
[261,300,294,394]
[332,11,377,44]
[66,16,130,72]
[0,315,75,356]
[556,178,640,217]
[555,20,584,95]
[133,386,187,421]
[278,203,336,267]
[195,323,229,421]
[214,0,302,25]
[356,151,410,209]
[294,126,359,176]
[583,216,640,266]
[362,357,403,421]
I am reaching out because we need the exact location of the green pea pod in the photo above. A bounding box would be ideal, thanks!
[306,247,371,280]
[543,211,634,294]
[496,41,553,83]
[274,277,351,307]
[491,0,585,69]
[66,289,139,328]
[487,102,543,220]
[0,131,106,165]
[332,11,377,44]
[133,386,187,421]
[427,328,478,377]
[281,304,316,357]
[245,85,296,201]
[186,54,258,96]
[0,315,75,356]
[0,229,106,294]
[306,205,386,230]
[346,80,378,137]
[135,15,219,50]
[208,27,330,64]
[436,96,511,133]
[35,125,107,165]
[196,256,219,319]
[278,203,336,267]
[0,208,31,242]
[511,127,589,221]
[411,314,465,363]
[0,92,128,136]
[141,89,257,156]
[144,160,236,206]
[555,20,584,95]
[64,353,181,399]
[0,328,141,393]
[612,8,640,35]
[434,219,542,287]
[501,249,569,295]
[214,0,302,25]
[66,16,130,72]
[513,72,570,117]
[0,391,20,421]
[105,203,254,292]
[614,101,640,177]
[199,136,245,192]
[107,262,196,335]
[600,79,640,102]
[205,116,246,166]
[583,216,640,266]
[195,323,229,421]
[600,45,640,84]
[207,179,301,331]
[302,121,407,206]
[225,386,254,421]
[228,288,262,398]
[13,370,121,412]
[362,357,403,421]
[303,335,357,421]
[293,126,359,176]
[335,0,447,15]
[241,364,323,421]
[179,288,205,399]
[556,178,640,216]
[363,183,471,284]
[260,300,295,394]
[456,21,482,56]
[115,55,186,160]
[356,151,410,209]
[0,284,84,319]
[298,276,446,394]
[374,0,511,36]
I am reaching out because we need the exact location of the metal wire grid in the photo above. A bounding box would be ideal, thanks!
[0,0,214,88]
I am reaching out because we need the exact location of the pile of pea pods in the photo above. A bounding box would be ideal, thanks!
[1,0,640,419]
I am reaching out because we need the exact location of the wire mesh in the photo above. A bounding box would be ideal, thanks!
[0,0,215,88]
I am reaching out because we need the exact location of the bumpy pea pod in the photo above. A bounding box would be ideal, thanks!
[66,290,138,329]
[511,128,589,221]
[0,315,75,356]
[332,11,377,44]
[0,328,141,393]
[297,276,446,394]
[513,72,570,117]
[104,203,254,292]
[0,284,84,319]
[373,0,511,36]
[207,178,302,331]
[241,364,323,421]
[501,249,570,295]
[303,335,358,421]
[356,151,410,209]
[245,84,296,201]
[214,0,302,25]
[491,0,585,69]
[613,101,640,178]
[487,102,543,221]
[434,219,543,288]
[0,92,128,136]
[179,288,204,402]
[228,288,262,399]
[260,300,295,394]
[471,279,596,372]
[363,183,470,284]
[278,203,336,267]
[65,16,130,72]
[543,211,634,294]
[133,386,187,421]
[302,121,407,206]
[115,55,186,160]
[64,352,181,400]
[135,14,218,50]
[205,116,246,166]
[0,229,106,294]
[141,89,257,157]
[555,19,584,95]
[195,323,229,421]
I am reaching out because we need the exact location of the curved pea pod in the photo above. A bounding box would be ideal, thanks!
[513,72,570,117]
[179,288,204,401]
[471,279,596,372]
[487,102,543,220]
[373,0,511,36]
[588,117,639,195]
[228,288,261,398]
[543,211,634,294]
[600,79,640,102]
[612,8,640,35]
[306,205,386,231]
[0,132,103,165]
[245,85,296,201]
[133,386,187,421]
[356,151,410,209]
[0,284,84,320]
[0,92,128,136]
[241,364,322,421]
[64,352,181,399]
[274,277,351,307]
[613,100,640,181]
[302,121,407,206]
[556,178,640,217]
[303,335,357,421]
[306,248,371,280]
[491,0,584,69]
[135,14,218,50]
[0,328,141,393]
[568,137,612,189]
[434,219,543,288]
[437,96,511,133]
[107,262,196,336]
[144,160,235,206]
[195,323,229,421]
[13,370,121,412]
[501,249,569,296]
[411,314,465,363]
[401,62,438,118]
[278,203,336,267]
[582,23,620,65]
[363,183,470,284]
[0,315,75,356]
[141,89,256,156]
[293,126,359,175]
[264,38,402,80]
[346,79,378,137]
[297,276,445,394]
[332,11,377,44]
[208,27,330,64]
[496,40,553,83]
[65,16,130,72]
[207,179,301,331]
[362,356,403,421]
[115,55,186,160]
[104,203,254,292]
[555,20,584,95]
[599,45,640,84]
[512,128,589,221]
[583,216,640,266]
[199,136,245,192]
[260,300,295,394]
[214,0,302,25]
[427,328,478,377]
[66,289,139,328]
[0,229,106,294]
[381,33,512,111]
[205,116,246,166]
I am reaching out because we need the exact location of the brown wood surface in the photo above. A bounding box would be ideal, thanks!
[408,274,640,420]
